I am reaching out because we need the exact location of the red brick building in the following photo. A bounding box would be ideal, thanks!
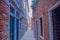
[32,0,60,40]
[0,0,28,40]
[0,0,8,40]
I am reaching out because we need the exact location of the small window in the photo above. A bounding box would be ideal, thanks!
[10,6,15,14]
[16,11,19,17]
[40,17,43,37]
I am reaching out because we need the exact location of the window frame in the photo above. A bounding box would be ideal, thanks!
[39,16,44,40]
[9,5,20,40]
[16,11,19,17]
[10,15,15,40]
[10,6,15,14]
[48,1,60,40]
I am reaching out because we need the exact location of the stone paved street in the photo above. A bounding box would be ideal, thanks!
[21,29,36,40]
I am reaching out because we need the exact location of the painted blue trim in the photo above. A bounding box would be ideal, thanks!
[14,18,16,40]
[19,21,21,40]
[8,13,10,40]
[7,0,28,40]
[8,2,10,40]
[9,7,21,40]
[18,19,20,40]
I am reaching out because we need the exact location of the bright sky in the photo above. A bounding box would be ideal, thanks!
[28,0,33,29]
[28,0,33,18]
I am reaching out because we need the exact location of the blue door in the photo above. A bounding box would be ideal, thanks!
[16,19,19,40]
[10,16,14,40]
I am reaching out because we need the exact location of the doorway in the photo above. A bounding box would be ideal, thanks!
[16,19,19,40]
[10,16,14,40]
[52,6,60,40]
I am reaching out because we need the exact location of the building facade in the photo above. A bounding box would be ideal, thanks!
[20,0,28,39]
[0,0,28,40]
[0,0,9,40]
[23,0,30,28]
[32,0,60,40]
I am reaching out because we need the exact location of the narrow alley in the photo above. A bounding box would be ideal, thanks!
[0,0,60,40]
[21,29,36,40]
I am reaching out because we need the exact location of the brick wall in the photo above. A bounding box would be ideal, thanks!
[0,0,8,40]
[33,0,58,40]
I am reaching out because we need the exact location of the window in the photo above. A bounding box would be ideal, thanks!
[48,1,60,40]
[10,6,15,14]
[16,11,19,17]
[40,17,43,37]
[52,6,60,40]
[16,0,19,5]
